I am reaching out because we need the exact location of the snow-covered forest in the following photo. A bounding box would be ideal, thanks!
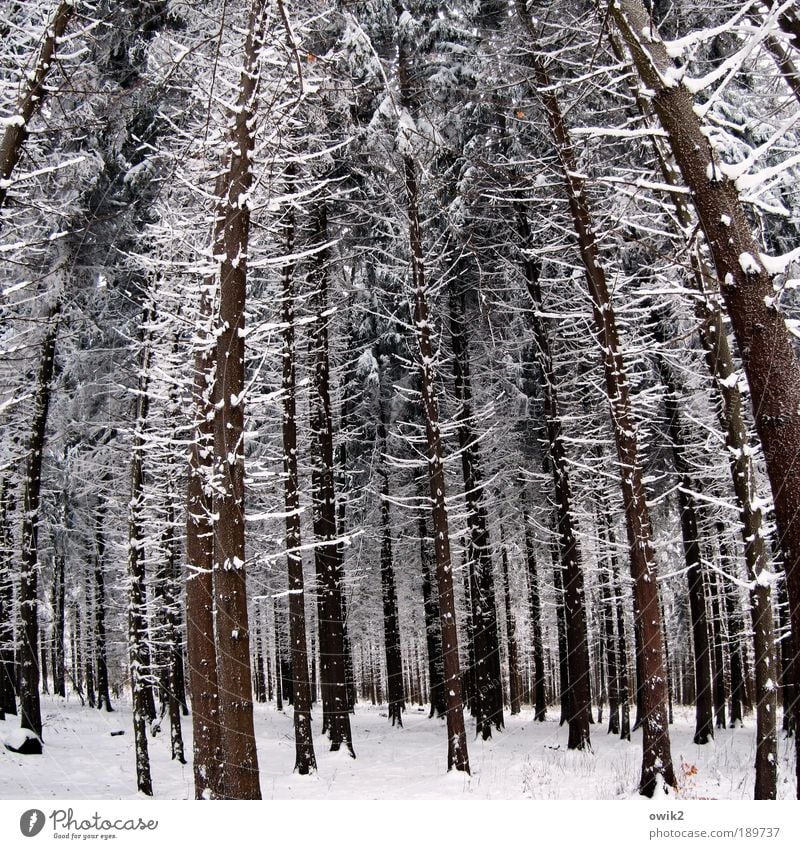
[1,0,800,802]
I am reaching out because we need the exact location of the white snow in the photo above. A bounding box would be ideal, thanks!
[1,697,795,800]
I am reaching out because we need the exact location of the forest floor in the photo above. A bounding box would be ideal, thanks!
[1,695,796,800]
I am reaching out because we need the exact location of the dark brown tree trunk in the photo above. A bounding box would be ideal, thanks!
[516,6,674,790]
[0,1,74,212]
[209,0,267,800]
[307,203,354,756]
[420,518,446,719]
[389,2,469,772]
[18,301,61,750]
[718,528,745,728]
[186,244,223,800]
[279,195,316,774]
[376,385,405,727]
[523,508,546,721]
[610,0,798,797]
[274,598,283,713]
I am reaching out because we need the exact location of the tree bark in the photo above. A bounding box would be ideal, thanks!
[609,0,798,797]
[420,517,446,719]
[500,529,522,715]
[279,193,316,774]
[18,300,61,749]
[127,304,153,796]
[376,381,405,727]
[0,1,75,212]
[209,0,267,800]
[307,203,355,755]
[523,508,547,721]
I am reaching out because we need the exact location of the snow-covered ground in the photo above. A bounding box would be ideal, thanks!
[1,696,796,800]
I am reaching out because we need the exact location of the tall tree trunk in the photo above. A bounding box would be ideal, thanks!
[279,193,316,774]
[652,331,714,744]
[392,0,469,772]
[523,508,547,721]
[500,529,522,715]
[128,304,153,796]
[92,489,112,712]
[706,563,728,730]
[609,0,798,797]
[0,480,16,718]
[598,491,631,742]
[185,183,223,800]
[18,300,61,750]
[596,518,620,736]
[307,203,354,755]
[448,283,504,737]
[376,383,405,727]
[209,0,267,800]
[420,517,446,719]
[515,4,674,792]
[518,208,592,748]
[0,1,75,212]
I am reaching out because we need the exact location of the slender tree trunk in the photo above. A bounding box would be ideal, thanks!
[609,0,798,797]
[707,564,728,730]
[0,1,75,212]
[279,194,316,774]
[420,518,446,719]
[185,183,223,800]
[128,305,153,796]
[376,385,405,727]
[596,522,619,736]
[652,334,714,743]
[518,209,592,748]
[18,301,61,749]
[307,203,354,755]
[0,480,16,718]
[523,507,546,721]
[550,534,571,728]
[93,495,112,712]
[448,283,504,737]
[598,493,631,741]
[500,529,522,715]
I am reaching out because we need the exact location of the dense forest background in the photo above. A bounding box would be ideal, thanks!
[1,0,800,801]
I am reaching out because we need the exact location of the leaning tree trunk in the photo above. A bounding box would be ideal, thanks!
[18,300,61,750]
[209,0,266,801]
[279,193,316,774]
[0,1,75,212]
[515,5,675,792]
[610,0,799,798]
